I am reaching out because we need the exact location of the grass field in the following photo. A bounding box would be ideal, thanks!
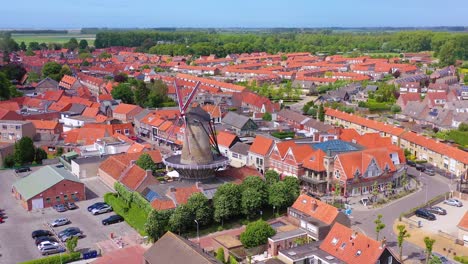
[12,33,95,45]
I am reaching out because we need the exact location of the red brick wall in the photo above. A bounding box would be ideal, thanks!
[22,180,85,211]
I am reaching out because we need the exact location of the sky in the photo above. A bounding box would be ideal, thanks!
[1,0,467,29]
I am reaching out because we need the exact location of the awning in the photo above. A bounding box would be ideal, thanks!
[167,170,179,178]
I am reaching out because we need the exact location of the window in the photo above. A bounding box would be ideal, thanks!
[334,170,341,179]
[55,196,61,202]
[116,130,121,134]
[71,193,78,201]
[388,256,393,264]
[2,125,6,129]
[64,194,68,201]
[45,198,51,204]
[124,129,129,135]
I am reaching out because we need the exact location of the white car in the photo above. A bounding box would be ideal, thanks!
[37,241,59,250]
[91,204,112,215]
[444,198,463,207]
[49,218,70,227]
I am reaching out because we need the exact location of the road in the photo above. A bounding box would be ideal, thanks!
[287,95,317,112]
[350,167,455,260]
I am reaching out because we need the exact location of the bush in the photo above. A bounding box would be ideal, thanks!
[19,252,81,264]
[271,131,295,139]
[240,220,276,248]
[114,182,133,204]
[132,192,153,214]
[454,256,468,264]
[104,193,149,235]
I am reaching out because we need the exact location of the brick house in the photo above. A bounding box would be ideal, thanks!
[112,103,143,123]
[269,141,312,178]
[0,120,36,142]
[287,194,350,241]
[29,120,63,141]
[12,166,86,211]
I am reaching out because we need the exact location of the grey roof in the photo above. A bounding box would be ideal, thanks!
[36,77,59,89]
[13,165,83,201]
[134,108,151,122]
[269,228,307,242]
[144,231,221,264]
[279,242,345,263]
[303,118,334,133]
[71,155,109,165]
[278,109,310,124]
[402,101,429,119]
[363,85,378,93]
[222,112,251,129]
[66,104,87,115]
[229,142,250,156]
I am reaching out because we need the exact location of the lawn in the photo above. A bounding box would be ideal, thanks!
[104,193,148,236]
[12,33,95,45]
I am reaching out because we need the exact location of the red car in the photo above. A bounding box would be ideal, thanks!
[129,136,138,141]
[0,217,4,223]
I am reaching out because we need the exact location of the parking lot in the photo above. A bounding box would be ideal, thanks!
[0,167,138,263]
[409,200,466,237]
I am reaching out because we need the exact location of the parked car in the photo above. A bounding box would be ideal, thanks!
[444,198,463,207]
[15,166,31,173]
[66,202,78,210]
[427,206,447,215]
[35,236,58,246]
[129,136,138,141]
[49,218,70,227]
[425,168,435,176]
[58,227,81,238]
[102,214,124,225]
[31,230,53,239]
[415,208,436,220]
[53,204,67,213]
[415,164,426,172]
[87,202,106,212]
[433,253,454,264]
[37,241,59,250]
[0,217,3,223]
[91,204,112,215]
[39,245,65,256]
[60,230,84,242]
[406,160,416,167]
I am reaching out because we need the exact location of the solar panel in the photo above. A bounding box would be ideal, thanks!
[145,190,161,202]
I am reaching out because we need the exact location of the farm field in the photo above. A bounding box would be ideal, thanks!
[11,33,95,45]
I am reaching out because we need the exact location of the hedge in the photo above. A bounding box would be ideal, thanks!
[19,252,80,264]
[132,192,153,214]
[454,256,468,264]
[104,193,149,235]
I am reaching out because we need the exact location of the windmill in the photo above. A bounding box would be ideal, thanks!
[163,80,228,180]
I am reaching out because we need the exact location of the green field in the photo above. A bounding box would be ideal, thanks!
[12,33,95,45]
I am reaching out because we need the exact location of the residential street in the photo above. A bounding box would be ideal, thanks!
[350,167,456,261]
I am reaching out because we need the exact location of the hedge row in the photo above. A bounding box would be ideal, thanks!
[19,252,81,264]
[114,182,152,213]
[104,193,149,235]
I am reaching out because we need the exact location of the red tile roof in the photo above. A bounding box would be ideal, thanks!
[93,245,145,264]
[151,199,176,211]
[29,120,60,130]
[336,148,396,180]
[291,194,339,225]
[302,149,326,172]
[113,103,141,115]
[458,211,468,231]
[217,131,238,148]
[172,185,201,205]
[120,164,147,191]
[249,135,274,156]
[319,223,384,264]
[82,107,99,117]
[0,101,20,111]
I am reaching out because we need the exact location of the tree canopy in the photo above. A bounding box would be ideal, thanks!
[111,83,134,104]
[136,153,156,171]
[240,220,276,248]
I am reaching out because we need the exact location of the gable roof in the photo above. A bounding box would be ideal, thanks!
[13,166,82,200]
[222,112,253,129]
[319,223,384,264]
[457,211,468,231]
[29,120,60,130]
[144,231,221,264]
[217,131,238,148]
[291,194,339,225]
[120,164,148,191]
[249,135,274,156]
[113,103,142,115]
[336,148,396,180]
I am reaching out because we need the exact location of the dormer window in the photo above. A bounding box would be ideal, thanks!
[340,242,346,249]
[331,237,339,245]
[356,250,362,256]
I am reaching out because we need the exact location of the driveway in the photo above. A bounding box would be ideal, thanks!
[409,202,466,237]
[0,168,137,263]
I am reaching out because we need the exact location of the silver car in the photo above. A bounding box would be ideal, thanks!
[444,198,463,207]
[91,204,112,215]
[39,245,65,256]
[49,218,70,227]
[37,241,59,250]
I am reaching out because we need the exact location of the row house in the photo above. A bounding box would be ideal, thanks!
[399,82,420,94]
[112,103,143,123]
[176,73,246,93]
[0,120,36,143]
[77,73,106,96]
[59,75,81,91]
[277,108,310,131]
[231,90,280,114]
[247,135,275,174]
[172,65,220,76]
[269,141,312,178]
[325,108,468,176]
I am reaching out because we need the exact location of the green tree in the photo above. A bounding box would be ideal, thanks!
[56,147,64,157]
[216,248,225,263]
[240,220,276,248]
[372,181,379,202]
[438,41,457,67]
[318,104,325,122]
[28,42,41,51]
[4,154,15,168]
[374,214,386,241]
[169,204,192,234]
[14,137,35,165]
[114,73,128,83]
[41,61,63,81]
[283,176,300,205]
[79,39,89,50]
[262,112,272,121]
[0,72,11,100]
[111,83,134,104]
[146,79,170,108]
[229,255,238,264]
[133,80,151,107]
[19,41,27,51]
[66,38,79,51]
[213,183,241,225]
[386,181,394,197]
[391,104,402,113]
[424,237,436,264]
[34,148,48,164]
[186,193,212,226]
[459,123,468,132]
[268,181,289,213]
[397,224,410,262]
[59,65,72,79]
[241,187,264,218]
[136,153,155,171]
[66,236,78,253]
[0,63,27,81]
[145,209,172,242]
[264,170,280,185]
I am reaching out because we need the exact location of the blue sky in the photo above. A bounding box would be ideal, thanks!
[1,0,467,29]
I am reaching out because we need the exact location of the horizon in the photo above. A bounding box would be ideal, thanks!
[2,0,468,29]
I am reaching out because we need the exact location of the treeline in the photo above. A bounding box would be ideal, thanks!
[0,30,68,34]
[94,31,468,61]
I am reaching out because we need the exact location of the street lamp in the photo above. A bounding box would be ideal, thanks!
[194,219,199,243]
[273,205,276,215]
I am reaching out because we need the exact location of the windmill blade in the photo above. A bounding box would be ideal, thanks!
[174,80,184,114]
[165,116,182,144]
[183,116,191,154]
[182,81,201,112]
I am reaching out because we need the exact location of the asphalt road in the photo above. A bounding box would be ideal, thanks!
[350,167,456,260]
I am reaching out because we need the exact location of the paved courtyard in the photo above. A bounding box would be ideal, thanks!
[0,168,138,263]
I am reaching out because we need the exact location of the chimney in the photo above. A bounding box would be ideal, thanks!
[130,160,136,165]
[169,186,176,193]
[311,200,318,212]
